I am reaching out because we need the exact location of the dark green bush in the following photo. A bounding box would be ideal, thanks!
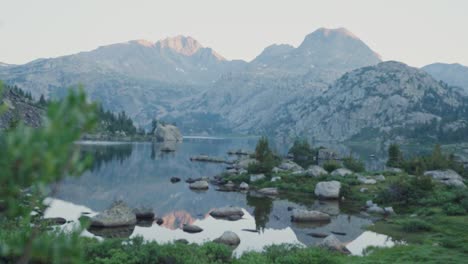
[323,160,341,173]
[288,139,317,168]
[248,137,279,174]
[343,156,365,172]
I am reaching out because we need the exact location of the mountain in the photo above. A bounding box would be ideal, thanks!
[175,28,382,134]
[0,85,43,129]
[0,36,247,126]
[0,62,12,67]
[422,63,468,95]
[272,61,468,142]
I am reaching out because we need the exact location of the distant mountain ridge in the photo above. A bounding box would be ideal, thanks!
[422,63,468,95]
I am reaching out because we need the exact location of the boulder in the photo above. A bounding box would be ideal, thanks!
[239,182,249,190]
[278,160,303,171]
[91,201,137,227]
[331,168,353,177]
[189,180,209,190]
[424,170,466,188]
[238,169,248,175]
[258,187,279,196]
[190,155,226,163]
[291,209,331,222]
[314,181,341,199]
[210,206,244,218]
[271,176,281,182]
[132,207,155,220]
[318,235,351,254]
[387,167,403,173]
[182,224,203,233]
[384,207,395,215]
[237,158,258,169]
[306,165,328,177]
[367,205,385,214]
[155,218,164,225]
[213,231,241,247]
[153,123,182,142]
[250,174,266,182]
[227,214,242,221]
[375,174,386,181]
[357,176,377,185]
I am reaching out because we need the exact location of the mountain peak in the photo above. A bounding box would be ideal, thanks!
[157,35,203,56]
[314,27,359,39]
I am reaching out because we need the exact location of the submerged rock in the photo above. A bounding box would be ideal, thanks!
[170,177,181,183]
[314,181,341,199]
[189,180,209,190]
[213,231,241,247]
[291,209,331,222]
[258,187,279,196]
[91,201,137,228]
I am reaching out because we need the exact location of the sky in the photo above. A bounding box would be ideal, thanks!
[0,0,467,67]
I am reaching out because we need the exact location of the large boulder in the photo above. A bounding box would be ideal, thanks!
[357,175,377,185]
[331,168,353,177]
[291,209,331,222]
[236,158,258,169]
[278,160,303,171]
[314,181,341,199]
[91,201,137,227]
[189,180,209,190]
[153,123,182,142]
[318,235,351,254]
[210,206,244,218]
[424,169,466,188]
[306,165,328,177]
[239,182,249,190]
[213,231,241,247]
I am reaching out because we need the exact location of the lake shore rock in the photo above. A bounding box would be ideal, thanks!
[153,123,182,142]
[182,224,203,233]
[424,169,466,188]
[90,201,137,228]
[213,231,241,247]
[291,209,331,222]
[314,181,341,199]
[189,180,209,190]
[210,206,244,218]
[318,235,351,254]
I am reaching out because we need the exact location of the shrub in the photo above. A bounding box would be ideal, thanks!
[376,176,434,206]
[343,156,365,172]
[444,204,466,216]
[323,160,341,173]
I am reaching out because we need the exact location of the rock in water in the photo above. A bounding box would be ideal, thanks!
[210,206,244,218]
[314,181,341,199]
[91,201,137,227]
[153,123,182,142]
[189,180,209,190]
[170,177,181,183]
[291,209,331,222]
[213,231,241,247]
[306,165,328,177]
[318,235,351,254]
[239,182,249,190]
[132,207,155,220]
[182,224,203,233]
[258,187,279,196]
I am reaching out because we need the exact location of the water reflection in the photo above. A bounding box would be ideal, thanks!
[50,138,401,254]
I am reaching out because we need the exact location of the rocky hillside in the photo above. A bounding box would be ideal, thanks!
[273,61,468,142]
[0,86,44,129]
[174,28,381,134]
[422,63,468,95]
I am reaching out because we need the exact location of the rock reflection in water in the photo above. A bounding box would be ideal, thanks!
[88,225,135,239]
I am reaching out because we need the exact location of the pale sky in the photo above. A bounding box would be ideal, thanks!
[0,0,467,67]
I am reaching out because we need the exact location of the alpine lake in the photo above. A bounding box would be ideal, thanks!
[44,136,413,256]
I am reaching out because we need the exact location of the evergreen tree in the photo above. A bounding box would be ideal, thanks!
[387,143,403,168]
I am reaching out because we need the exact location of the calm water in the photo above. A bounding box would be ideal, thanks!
[46,137,400,255]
